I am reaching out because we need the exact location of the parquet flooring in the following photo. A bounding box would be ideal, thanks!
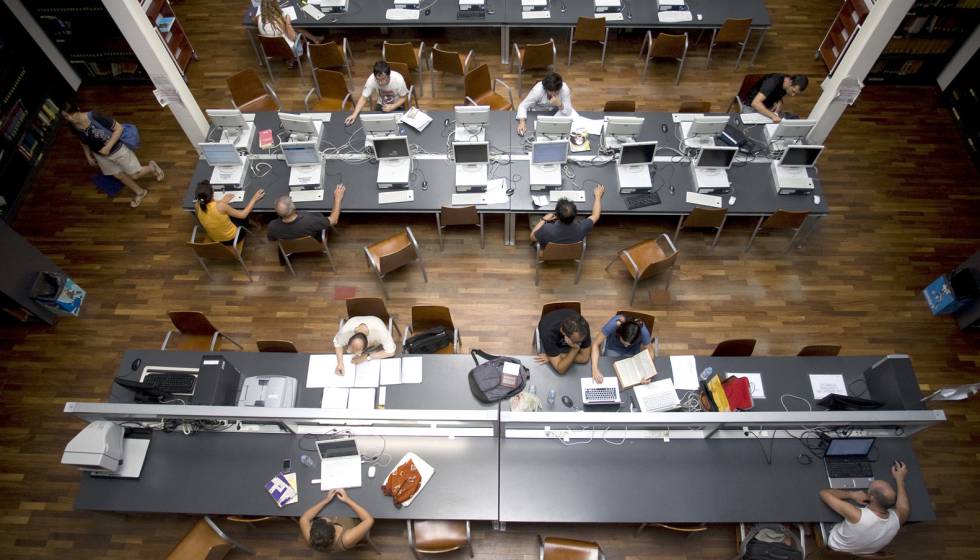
[0,0,978,558]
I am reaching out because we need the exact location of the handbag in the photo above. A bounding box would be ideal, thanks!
[88,112,141,151]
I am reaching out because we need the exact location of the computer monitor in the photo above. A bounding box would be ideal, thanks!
[360,113,400,136]
[605,116,644,139]
[278,112,317,139]
[531,140,569,165]
[281,141,320,167]
[455,105,490,131]
[206,109,246,131]
[618,141,657,166]
[373,136,410,160]
[197,355,243,406]
[694,146,737,169]
[779,145,823,167]
[536,115,573,138]
[453,142,489,164]
[770,119,816,142]
[687,115,729,138]
[199,142,242,167]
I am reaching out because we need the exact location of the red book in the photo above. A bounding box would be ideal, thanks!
[258,129,274,149]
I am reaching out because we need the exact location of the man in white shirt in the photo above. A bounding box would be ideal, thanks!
[516,72,575,136]
[820,460,910,555]
[344,61,410,126]
[332,315,397,375]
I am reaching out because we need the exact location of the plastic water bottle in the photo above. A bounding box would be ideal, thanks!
[300,454,315,468]
[547,389,556,409]
[700,366,714,381]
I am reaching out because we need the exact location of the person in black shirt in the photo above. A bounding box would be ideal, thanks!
[746,74,809,123]
[536,308,591,374]
[267,184,346,242]
[531,183,604,247]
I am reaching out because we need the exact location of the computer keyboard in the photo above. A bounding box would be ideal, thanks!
[214,190,245,203]
[457,9,486,18]
[827,460,874,478]
[640,390,682,412]
[522,10,551,19]
[598,12,624,21]
[584,387,618,403]
[290,187,324,202]
[143,372,197,395]
[549,190,586,202]
[624,192,661,210]
[378,190,415,204]
[386,8,420,20]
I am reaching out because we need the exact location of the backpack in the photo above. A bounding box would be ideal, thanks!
[88,111,141,151]
[739,524,804,560]
[467,349,529,403]
[403,326,452,354]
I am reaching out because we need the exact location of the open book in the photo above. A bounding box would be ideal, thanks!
[612,350,657,389]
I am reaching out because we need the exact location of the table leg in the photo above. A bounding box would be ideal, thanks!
[505,212,516,246]
[501,26,510,65]
[749,28,767,67]
[798,214,822,247]
[245,28,262,67]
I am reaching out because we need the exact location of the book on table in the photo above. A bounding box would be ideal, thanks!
[612,349,657,389]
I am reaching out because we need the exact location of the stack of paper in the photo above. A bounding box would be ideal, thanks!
[321,387,378,409]
[399,107,432,132]
[669,355,699,390]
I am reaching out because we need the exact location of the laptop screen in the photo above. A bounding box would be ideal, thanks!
[316,438,359,460]
[825,437,875,457]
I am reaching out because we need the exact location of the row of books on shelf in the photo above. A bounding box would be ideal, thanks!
[871,58,927,77]
[78,61,143,78]
[899,13,976,34]
[1,97,58,163]
[883,37,955,54]
[913,0,980,7]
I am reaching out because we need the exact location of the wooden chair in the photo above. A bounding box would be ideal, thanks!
[606,234,679,306]
[255,340,298,353]
[533,301,581,353]
[678,101,712,113]
[511,39,556,95]
[363,227,427,299]
[188,225,253,282]
[745,209,811,253]
[308,39,354,82]
[384,41,426,96]
[437,206,484,250]
[603,100,636,112]
[568,17,609,68]
[429,44,473,96]
[464,64,514,110]
[813,523,893,559]
[712,338,756,357]
[277,229,335,276]
[407,520,472,559]
[675,207,727,249]
[402,305,461,354]
[539,535,605,560]
[257,35,305,82]
[798,345,841,357]
[344,297,399,338]
[602,310,659,356]
[640,32,688,84]
[635,522,706,538]
[706,17,753,69]
[163,311,243,352]
[304,69,353,112]
[535,240,586,286]
[166,516,254,559]
[387,61,421,109]
[226,68,281,112]
[727,73,767,113]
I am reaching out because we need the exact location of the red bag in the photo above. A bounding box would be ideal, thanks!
[722,376,753,410]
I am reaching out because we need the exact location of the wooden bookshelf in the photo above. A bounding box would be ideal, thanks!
[144,0,197,76]
[818,0,872,74]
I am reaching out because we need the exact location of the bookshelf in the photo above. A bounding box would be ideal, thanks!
[868,0,980,84]
[943,50,980,171]
[818,0,872,74]
[144,0,197,76]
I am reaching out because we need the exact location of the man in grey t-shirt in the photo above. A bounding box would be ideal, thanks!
[531,183,604,247]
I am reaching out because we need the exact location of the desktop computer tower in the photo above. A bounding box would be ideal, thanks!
[193,355,243,406]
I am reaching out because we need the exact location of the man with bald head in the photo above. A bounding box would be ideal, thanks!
[819,460,910,555]
[267,184,346,242]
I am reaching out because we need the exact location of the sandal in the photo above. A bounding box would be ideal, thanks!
[149,160,165,182]
[130,190,148,208]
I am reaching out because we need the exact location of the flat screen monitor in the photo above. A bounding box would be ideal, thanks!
[199,142,241,167]
[694,146,737,169]
[455,105,490,128]
[373,136,410,160]
[360,113,399,136]
[688,115,729,137]
[281,141,320,167]
[771,119,816,141]
[618,141,657,166]
[531,140,569,165]
[536,115,573,137]
[605,116,644,138]
[278,112,317,136]
[825,438,875,457]
[779,145,823,167]
[453,142,489,164]
[206,109,246,130]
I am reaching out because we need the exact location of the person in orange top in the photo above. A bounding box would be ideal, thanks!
[193,180,264,244]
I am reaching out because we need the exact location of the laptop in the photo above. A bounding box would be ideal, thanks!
[315,438,363,490]
[581,376,622,406]
[374,136,412,186]
[824,437,876,489]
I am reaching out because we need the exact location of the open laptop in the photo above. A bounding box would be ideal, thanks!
[374,136,411,186]
[453,141,489,191]
[824,437,875,489]
[315,438,362,490]
[581,376,622,406]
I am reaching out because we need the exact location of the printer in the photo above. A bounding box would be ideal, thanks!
[238,375,297,408]
[61,421,124,473]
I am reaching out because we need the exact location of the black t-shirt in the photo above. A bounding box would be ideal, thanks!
[538,308,591,357]
[747,74,787,110]
[267,212,332,241]
[70,111,121,154]
[535,217,593,247]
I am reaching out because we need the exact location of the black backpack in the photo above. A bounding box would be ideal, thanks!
[467,349,528,403]
[739,524,804,560]
[403,326,452,354]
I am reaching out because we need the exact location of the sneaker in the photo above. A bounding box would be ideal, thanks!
[149,160,165,182]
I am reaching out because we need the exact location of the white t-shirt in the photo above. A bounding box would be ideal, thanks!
[361,71,409,106]
[516,82,575,120]
[827,508,900,555]
[256,12,295,49]
[333,316,396,354]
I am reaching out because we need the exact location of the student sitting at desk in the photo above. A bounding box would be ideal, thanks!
[254,0,324,63]
[745,73,809,123]
[344,61,410,126]
[536,309,591,374]
[530,184,605,247]
[332,316,397,375]
[819,460,910,555]
[589,314,655,384]
[194,181,265,245]
[300,488,374,553]
[267,184,346,242]
[516,71,575,136]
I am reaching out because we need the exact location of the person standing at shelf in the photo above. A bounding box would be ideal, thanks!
[300,488,375,553]
[745,73,809,123]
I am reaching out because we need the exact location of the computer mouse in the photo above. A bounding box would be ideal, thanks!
[561,395,574,408]
[669,185,676,195]
[131,358,142,371]
[444,118,451,127]
[661,124,669,134]
[421,180,428,190]
[424,8,431,15]
[368,465,377,478]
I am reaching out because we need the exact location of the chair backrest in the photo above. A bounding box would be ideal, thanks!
[226,69,268,107]
[737,73,768,105]
[614,310,655,335]
[258,35,296,60]
[798,345,841,357]
[346,297,392,324]
[256,340,298,353]
[384,41,419,70]
[678,101,711,113]
[715,17,752,44]
[431,44,465,75]
[712,338,757,357]
[308,41,346,70]
[387,61,414,89]
[464,64,493,100]
[279,234,325,256]
[439,205,480,227]
[412,305,455,332]
[682,207,727,229]
[367,229,417,275]
[168,311,218,337]
[539,241,585,262]
[313,69,349,103]
[603,99,636,112]
[626,236,678,281]
[189,238,240,261]
[541,301,581,318]
[521,40,555,70]
[541,536,600,560]
[762,209,810,230]
[574,17,606,41]
[650,33,687,59]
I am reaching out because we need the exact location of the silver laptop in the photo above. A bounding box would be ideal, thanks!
[316,438,363,490]
[824,437,875,489]
[580,376,622,405]
[529,140,568,187]
[453,141,489,190]
[616,141,657,192]
[374,136,411,185]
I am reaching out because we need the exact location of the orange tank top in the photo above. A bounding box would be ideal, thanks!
[195,201,237,242]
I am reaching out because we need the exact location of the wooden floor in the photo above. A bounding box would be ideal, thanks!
[1,0,978,558]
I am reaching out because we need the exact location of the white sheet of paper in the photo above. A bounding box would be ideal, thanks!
[810,374,847,399]
[319,355,357,387]
[321,388,350,409]
[731,373,765,399]
[532,195,550,207]
[301,3,326,19]
[379,358,402,385]
[282,6,298,20]
[502,361,520,376]
[347,388,377,410]
[740,113,773,125]
[669,355,699,390]
[401,356,423,383]
[354,359,382,388]
[485,179,510,205]
[307,354,337,388]
[571,116,605,136]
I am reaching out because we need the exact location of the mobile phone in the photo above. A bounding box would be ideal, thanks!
[282,459,291,471]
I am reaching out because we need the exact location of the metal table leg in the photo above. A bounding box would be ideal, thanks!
[798,214,823,248]
[245,28,262,67]
[501,26,510,65]
[749,28,768,67]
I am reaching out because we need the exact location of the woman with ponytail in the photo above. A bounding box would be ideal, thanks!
[589,314,655,383]
[194,180,264,245]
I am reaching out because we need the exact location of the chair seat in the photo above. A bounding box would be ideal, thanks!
[238,96,278,113]
[309,97,346,112]
[173,335,221,352]
[620,242,667,279]
[542,537,600,560]
[413,520,468,552]
[474,92,512,110]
